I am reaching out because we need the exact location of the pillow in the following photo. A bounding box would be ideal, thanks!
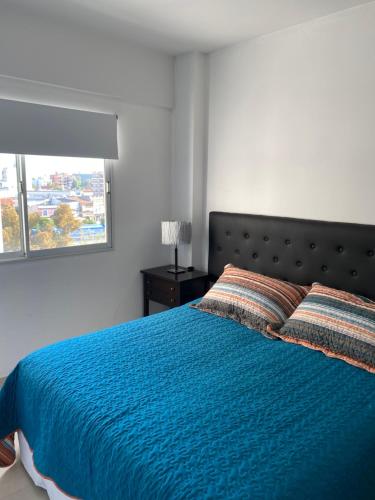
[192,264,309,336]
[268,283,375,373]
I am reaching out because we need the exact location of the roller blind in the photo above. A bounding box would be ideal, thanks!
[0,99,118,159]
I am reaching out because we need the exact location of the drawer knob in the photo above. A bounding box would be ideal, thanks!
[170,298,175,303]
[170,287,175,291]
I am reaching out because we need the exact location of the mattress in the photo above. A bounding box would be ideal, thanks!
[1,303,375,499]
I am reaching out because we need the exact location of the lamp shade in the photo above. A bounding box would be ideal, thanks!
[161,221,191,246]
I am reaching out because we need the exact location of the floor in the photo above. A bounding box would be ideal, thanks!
[0,435,48,500]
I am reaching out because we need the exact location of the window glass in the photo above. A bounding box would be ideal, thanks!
[0,154,22,254]
[25,156,108,251]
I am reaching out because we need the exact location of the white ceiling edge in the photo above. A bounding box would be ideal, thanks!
[2,0,374,55]
[209,0,375,56]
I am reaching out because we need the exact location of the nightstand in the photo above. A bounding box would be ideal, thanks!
[140,266,209,316]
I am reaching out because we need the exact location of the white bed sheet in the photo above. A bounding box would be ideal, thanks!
[19,431,72,500]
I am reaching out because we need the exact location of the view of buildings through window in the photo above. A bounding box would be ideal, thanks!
[0,154,109,256]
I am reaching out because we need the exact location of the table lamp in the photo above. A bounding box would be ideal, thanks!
[161,221,191,274]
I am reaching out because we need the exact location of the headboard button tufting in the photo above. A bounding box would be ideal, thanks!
[209,212,375,299]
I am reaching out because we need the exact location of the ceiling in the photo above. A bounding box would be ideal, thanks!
[4,0,373,54]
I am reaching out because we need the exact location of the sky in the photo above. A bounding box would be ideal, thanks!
[25,156,104,185]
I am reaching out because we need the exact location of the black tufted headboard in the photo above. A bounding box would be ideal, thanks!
[208,212,375,298]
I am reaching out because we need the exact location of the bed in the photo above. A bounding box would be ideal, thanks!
[1,212,375,499]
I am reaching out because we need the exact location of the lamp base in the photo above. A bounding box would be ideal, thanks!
[167,267,186,274]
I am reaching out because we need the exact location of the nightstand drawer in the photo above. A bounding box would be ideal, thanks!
[141,266,209,316]
[147,288,178,306]
[145,276,178,295]
[145,277,179,306]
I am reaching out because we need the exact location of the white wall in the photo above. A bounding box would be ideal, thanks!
[0,11,173,376]
[0,4,173,109]
[171,53,208,269]
[207,3,375,232]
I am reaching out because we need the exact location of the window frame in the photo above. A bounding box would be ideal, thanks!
[0,155,113,263]
[0,155,26,262]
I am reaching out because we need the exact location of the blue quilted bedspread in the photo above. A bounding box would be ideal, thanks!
[1,303,375,499]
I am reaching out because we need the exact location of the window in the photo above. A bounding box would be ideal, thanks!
[0,154,111,261]
[0,99,117,261]
[0,154,23,258]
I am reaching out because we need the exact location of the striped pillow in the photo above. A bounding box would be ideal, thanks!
[192,264,309,336]
[0,433,16,468]
[269,283,375,373]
